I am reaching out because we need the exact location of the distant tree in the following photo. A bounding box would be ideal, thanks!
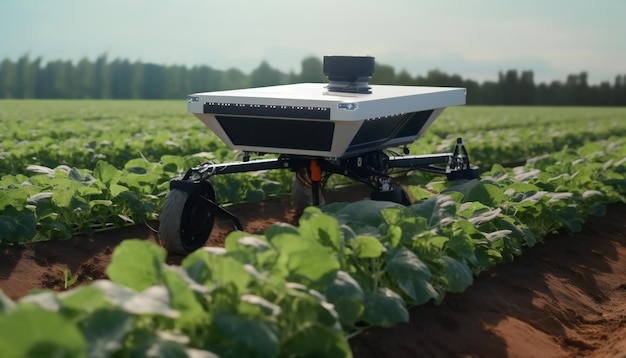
[141,63,167,99]
[371,64,395,84]
[130,61,144,98]
[220,68,248,90]
[249,61,285,87]
[93,54,111,98]
[396,70,416,86]
[0,58,17,98]
[75,58,95,98]
[418,69,464,87]
[614,74,626,106]
[462,79,481,105]
[298,56,326,83]
[107,59,132,99]
[1,54,626,105]
[163,65,188,99]
[187,65,222,94]
[519,70,535,105]
[478,81,501,105]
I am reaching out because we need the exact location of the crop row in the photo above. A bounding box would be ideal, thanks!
[0,157,292,244]
[1,138,625,357]
[3,102,626,176]
[2,102,626,245]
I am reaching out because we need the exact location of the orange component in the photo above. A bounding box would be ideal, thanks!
[310,160,322,182]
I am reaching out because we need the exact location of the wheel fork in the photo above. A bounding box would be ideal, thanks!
[170,179,243,231]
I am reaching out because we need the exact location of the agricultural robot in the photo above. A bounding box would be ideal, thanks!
[159,56,479,254]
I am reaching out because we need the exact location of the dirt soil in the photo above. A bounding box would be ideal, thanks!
[1,186,625,358]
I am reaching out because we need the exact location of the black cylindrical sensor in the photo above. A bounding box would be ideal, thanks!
[323,56,375,94]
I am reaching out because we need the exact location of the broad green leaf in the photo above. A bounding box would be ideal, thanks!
[380,207,407,226]
[110,183,129,198]
[271,233,339,290]
[124,157,154,171]
[240,294,282,317]
[26,164,55,176]
[52,187,75,208]
[225,232,273,252]
[214,312,280,358]
[325,271,364,326]
[0,305,87,358]
[381,224,402,248]
[93,160,121,185]
[386,246,432,281]
[411,194,457,228]
[67,167,87,183]
[0,206,37,244]
[443,256,474,293]
[407,185,434,200]
[362,287,409,327]
[160,155,186,173]
[449,221,479,263]
[26,191,54,205]
[552,205,584,232]
[261,180,282,195]
[182,249,252,293]
[505,182,542,195]
[458,201,491,219]
[381,207,430,244]
[223,232,277,270]
[129,330,219,358]
[298,209,343,251]
[396,275,439,305]
[91,280,179,318]
[349,235,384,258]
[590,202,606,217]
[263,222,299,239]
[282,321,351,358]
[83,308,133,358]
[106,239,166,291]
[320,201,349,215]
[483,230,512,242]
[162,267,206,322]
[38,218,72,240]
[58,285,108,312]
[442,178,482,197]
[245,189,266,203]
[467,208,502,227]
[464,182,507,207]
[386,246,437,303]
[20,291,62,312]
[335,200,403,227]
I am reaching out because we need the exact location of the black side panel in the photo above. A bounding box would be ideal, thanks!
[216,116,334,151]
[394,110,433,138]
[349,114,409,146]
[345,110,434,154]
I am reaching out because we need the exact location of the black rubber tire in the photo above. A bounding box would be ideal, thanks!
[158,184,216,254]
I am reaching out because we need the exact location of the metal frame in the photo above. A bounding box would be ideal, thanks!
[168,138,479,233]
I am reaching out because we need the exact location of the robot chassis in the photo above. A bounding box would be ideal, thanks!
[159,56,479,254]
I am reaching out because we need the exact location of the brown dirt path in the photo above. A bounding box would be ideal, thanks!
[349,203,626,358]
[1,188,625,358]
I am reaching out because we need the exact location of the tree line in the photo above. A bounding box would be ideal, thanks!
[1,55,625,105]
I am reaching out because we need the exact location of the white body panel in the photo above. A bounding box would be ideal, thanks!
[188,83,465,158]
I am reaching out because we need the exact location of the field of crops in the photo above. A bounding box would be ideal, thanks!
[1,100,626,357]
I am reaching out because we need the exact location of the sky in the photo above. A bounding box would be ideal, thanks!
[1,0,624,84]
